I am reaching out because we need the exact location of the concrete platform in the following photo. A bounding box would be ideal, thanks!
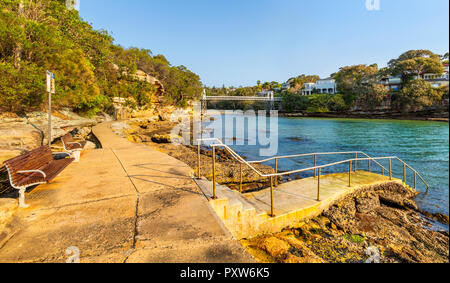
[0,122,255,263]
[195,171,405,239]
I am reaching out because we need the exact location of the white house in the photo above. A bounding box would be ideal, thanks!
[302,83,316,96]
[381,64,449,90]
[421,64,449,88]
[302,78,337,95]
[380,76,402,91]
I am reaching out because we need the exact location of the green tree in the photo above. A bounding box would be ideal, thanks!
[0,0,203,114]
[281,92,309,111]
[307,94,330,113]
[289,75,320,93]
[388,50,444,84]
[262,82,271,90]
[395,79,441,112]
[333,64,386,110]
[327,94,348,112]
[438,85,449,100]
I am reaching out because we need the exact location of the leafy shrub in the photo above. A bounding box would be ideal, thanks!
[395,79,442,112]
[327,94,348,112]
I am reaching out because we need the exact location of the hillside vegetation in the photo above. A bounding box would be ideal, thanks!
[207,51,448,113]
[0,0,203,116]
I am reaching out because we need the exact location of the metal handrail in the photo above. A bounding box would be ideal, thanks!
[199,138,387,178]
[198,138,427,184]
[197,138,430,215]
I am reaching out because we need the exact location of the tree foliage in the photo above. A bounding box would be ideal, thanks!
[394,79,442,112]
[281,92,309,111]
[388,50,444,84]
[289,75,320,93]
[281,93,348,113]
[0,0,203,114]
[333,64,389,110]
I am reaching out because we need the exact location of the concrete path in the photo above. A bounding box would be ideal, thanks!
[0,122,254,263]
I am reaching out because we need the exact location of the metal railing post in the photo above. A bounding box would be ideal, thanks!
[314,154,317,178]
[414,172,417,190]
[354,153,357,172]
[349,161,352,187]
[239,162,243,193]
[368,158,371,172]
[403,163,406,184]
[275,158,278,187]
[389,158,392,180]
[212,147,217,199]
[317,168,321,201]
[197,143,201,179]
[269,176,274,217]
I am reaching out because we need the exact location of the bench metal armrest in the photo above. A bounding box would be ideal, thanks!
[17,170,47,179]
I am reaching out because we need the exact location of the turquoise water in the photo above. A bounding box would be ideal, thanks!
[206,116,449,215]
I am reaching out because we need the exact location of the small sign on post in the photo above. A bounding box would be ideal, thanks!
[46,71,55,147]
[46,70,55,94]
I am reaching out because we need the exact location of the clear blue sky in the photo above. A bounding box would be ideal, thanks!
[79,0,449,87]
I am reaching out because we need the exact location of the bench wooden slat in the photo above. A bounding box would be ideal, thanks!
[4,146,54,187]
[3,146,74,207]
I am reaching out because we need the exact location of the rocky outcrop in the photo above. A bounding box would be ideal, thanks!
[131,70,165,95]
[111,96,176,121]
[0,110,98,163]
[151,134,172,144]
[26,110,97,144]
[0,117,42,163]
[244,183,449,263]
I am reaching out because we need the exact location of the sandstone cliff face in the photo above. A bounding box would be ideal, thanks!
[0,110,99,163]
[0,117,43,163]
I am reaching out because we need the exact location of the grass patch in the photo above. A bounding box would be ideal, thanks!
[344,234,366,244]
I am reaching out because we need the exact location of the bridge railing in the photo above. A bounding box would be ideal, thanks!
[202,96,283,102]
[197,138,430,217]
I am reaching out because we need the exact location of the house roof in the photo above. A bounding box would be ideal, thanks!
[318,77,334,81]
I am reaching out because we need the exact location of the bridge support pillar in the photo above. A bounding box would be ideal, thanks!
[201,100,207,116]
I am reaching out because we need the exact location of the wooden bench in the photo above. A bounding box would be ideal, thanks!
[3,146,74,208]
[61,133,87,162]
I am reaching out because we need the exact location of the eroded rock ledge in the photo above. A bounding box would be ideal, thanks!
[242,183,449,263]
[0,110,109,163]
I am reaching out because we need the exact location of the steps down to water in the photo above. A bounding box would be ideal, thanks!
[195,172,405,239]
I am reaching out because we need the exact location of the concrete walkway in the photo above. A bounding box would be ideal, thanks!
[0,122,254,263]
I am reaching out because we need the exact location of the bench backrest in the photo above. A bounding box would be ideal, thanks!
[61,133,74,149]
[3,146,53,187]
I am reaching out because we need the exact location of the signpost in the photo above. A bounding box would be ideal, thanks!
[46,71,55,147]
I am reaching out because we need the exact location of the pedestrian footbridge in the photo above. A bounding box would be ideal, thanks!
[200,94,282,114]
